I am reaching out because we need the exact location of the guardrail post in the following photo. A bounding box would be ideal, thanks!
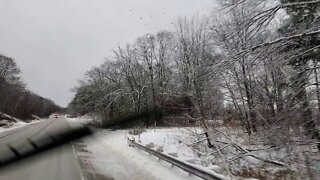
[127,136,135,147]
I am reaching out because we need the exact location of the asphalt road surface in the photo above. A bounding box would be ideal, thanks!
[0,118,83,180]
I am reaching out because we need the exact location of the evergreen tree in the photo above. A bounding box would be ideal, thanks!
[279,0,320,148]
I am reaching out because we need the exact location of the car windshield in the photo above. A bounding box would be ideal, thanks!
[0,0,320,179]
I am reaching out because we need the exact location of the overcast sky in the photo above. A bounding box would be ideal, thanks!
[0,0,218,107]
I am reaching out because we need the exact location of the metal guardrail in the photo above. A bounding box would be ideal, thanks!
[128,138,224,180]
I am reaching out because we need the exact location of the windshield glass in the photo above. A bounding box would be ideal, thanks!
[0,0,319,179]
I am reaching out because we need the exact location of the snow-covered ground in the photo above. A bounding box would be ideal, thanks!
[134,128,233,178]
[67,115,230,179]
[0,121,27,133]
[0,112,42,133]
[137,128,200,161]
[0,120,44,132]
[67,116,220,179]
[70,128,209,180]
[135,127,320,179]
[66,115,95,125]
[67,115,320,179]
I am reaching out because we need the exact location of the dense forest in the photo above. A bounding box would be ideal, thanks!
[70,0,320,145]
[0,54,61,120]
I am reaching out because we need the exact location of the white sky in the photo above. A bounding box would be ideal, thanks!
[0,0,219,107]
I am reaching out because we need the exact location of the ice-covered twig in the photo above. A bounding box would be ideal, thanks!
[241,30,320,53]
[228,152,290,168]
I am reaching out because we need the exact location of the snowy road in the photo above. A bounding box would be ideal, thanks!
[0,118,83,180]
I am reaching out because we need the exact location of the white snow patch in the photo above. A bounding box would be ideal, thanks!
[0,119,41,133]
[74,128,207,180]
[66,114,98,126]
[133,127,233,178]
[0,112,25,123]
[137,128,199,161]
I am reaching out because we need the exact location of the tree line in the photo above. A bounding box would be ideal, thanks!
[0,54,61,120]
[70,0,320,146]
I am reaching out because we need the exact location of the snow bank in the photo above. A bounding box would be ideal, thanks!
[137,128,200,162]
[0,112,24,123]
[134,127,231,178]
[66,114,99,126]
[0,121,25,133]
[72,128,207,180]
[0,112,27,131]
[133,126,320,179]
[0,119,41,133]
[67,115,320,179]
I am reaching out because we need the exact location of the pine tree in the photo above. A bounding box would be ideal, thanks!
[279,0,320,149]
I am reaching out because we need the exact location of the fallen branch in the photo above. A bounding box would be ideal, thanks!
[228,152,290,168]
[211,129,247,153]
[209,144,231,155]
